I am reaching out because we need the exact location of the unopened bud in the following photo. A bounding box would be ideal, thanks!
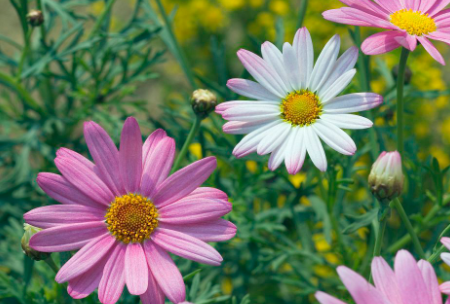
[22,223,50,261]
[368,151,404,203]
[191,89,217,119]
[27,10,44,27]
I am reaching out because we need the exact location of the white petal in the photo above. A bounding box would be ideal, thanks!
[308,35,341,93]
[222,104,280,122]
[441,253,450,266]
[237,49,288,97]
[257,123,291,155]
[283,42,302,91]
[261,42,290,92]
[293,27,314,89]
[323,93,383,114]
[227,78,282,100]
[285,127,307,174]
[321,114,373,130]
[313,120,356,155]
[223,121,274,135]
[233,120,282,158]
[216,100,280,114]
[268,130,293,171]
[305,126,327,171]
[319,69,357,102]
[318,46,359,96]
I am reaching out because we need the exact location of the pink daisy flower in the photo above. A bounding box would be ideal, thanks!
[316,250,448,304]
[24,117,236,304]
[323,0,450,65]
[216,27,382,174]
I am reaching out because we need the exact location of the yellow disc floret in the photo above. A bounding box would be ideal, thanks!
[105,193,158,243]
[390,9,437,36]
[281,90,322,126]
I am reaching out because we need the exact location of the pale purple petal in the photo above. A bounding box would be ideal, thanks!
[98,244,126,304]
[232,121,282,158]
[119,117,143,193]
[151,228,223,266]
[257,122,291,155]
[293,27,314,88]
[282,42,302,91]
[315,291,348,304]
[441,237,450,250]
[29,221,108,252]
[222,121,274,135]
[158,219,236,242]
[309,35,340,92]
[261,41,291,92]
[55,234,116,283]
[319,69,357,102]
[323,93,383,114]
[226,78,282,100]
[153,157,216,208]
[312,120,356,156]
[144,241,185,304]
[285,127,306,175]
[305,127,327,172]
[24,204,104,228]
[320,114,373,130]
[125,243,148,295]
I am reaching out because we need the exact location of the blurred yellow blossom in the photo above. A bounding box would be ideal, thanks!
[188,143,202,159]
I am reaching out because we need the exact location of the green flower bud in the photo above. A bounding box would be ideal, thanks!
[21,223,50,261]
[368,151,404,203]
[27,10,44,27]
[191,89,217,119]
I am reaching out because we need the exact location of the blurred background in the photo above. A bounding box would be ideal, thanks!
[1,0,450,303]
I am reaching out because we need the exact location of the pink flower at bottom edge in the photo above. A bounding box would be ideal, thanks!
[323,0,450,65]
[24,117,236,304]
[316,250,448,304]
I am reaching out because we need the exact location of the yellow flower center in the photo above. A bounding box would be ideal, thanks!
[281,90,321,126]
[390,9,437,36]
[105,193,158,243]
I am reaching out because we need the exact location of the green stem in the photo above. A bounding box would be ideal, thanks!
[372,208,388,258]
[16,28,34,81]
[154,0,197,89]
[428,245,446,264]
[390,198,425,258]
[88,0,117,39]
[296,0,308,29]
[43,256,59,273]
[171,115,201,173]
[396,47,410,157]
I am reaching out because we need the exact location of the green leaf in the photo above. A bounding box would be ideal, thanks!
[343,208,379,234]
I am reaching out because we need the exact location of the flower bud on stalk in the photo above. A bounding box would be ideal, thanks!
[368,151,404,203]
[191,89,217,119]
[27,10,44,27]
[22,223,50,261]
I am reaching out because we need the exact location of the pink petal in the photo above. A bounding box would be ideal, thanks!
[29,221,108,252]
[322,9,375,26]
[394,250,432,304]
[371,257,402,304]
[405,0,421,10]
[151,228,223,266]
[315,291,348,304]
[140,136,175,198]
[374,0,404,12]
[125,243,148,295]
[158,219,237,242]
[340,0,389,17]
[362,31,404,55]
[187,187,228,201]
[153,157,217,208]
[226,78,281,100]
[98,244,126,304]
[428,0,450,16]
[337,266,390,304]
[84,121,124,196]
[395,34,418,51]
[427,31,450,44]
[159,197,231,225]
[434,8,450,24]
[119,117,143,193]
[440,282,450,294]
[55,234,116,283]
[417,36,446,65]
[341,7,395,29]
[56,148,95,170]
[143,129,167,169]
[139,271,165,304]
[55,156,114,206]
[442,237,450,250]
[67,255,108,299]
[24,204,104,228]
[36,173,104,209]
[418,260,442,304]
[144,241,185,304]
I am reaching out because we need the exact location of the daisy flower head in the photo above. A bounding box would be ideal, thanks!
[316,250,448,304]
[24,117,236,304]
[323,0,450,65]
[216,27,383,174]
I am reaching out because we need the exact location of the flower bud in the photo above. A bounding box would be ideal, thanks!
[368,151,404,203]
[191,89,217,119]
[27,10,44,27]
[21,223,50,261]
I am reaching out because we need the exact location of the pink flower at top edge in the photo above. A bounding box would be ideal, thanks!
[24,117,236,304]
[323,0,450,65]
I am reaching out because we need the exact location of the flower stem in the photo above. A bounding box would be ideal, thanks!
[396,47,410,157]
[171,115,202,173]
[43,256,59,273]
[372,208,389,258]
[88,0,117,39]
[16,28,34,81]
[296,0,308,29]
[428,245,446,264]
[390,198,425,258]
[154,0,197,89]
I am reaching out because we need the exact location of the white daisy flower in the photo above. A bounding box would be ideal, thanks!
[216,27,383,174]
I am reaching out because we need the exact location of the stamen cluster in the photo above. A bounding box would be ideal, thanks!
[281,90,322,126]
[390,9,437,36]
